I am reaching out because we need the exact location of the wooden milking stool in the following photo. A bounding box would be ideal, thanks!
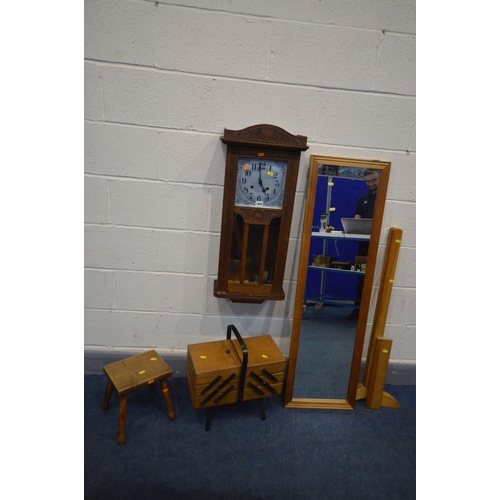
[102,350,176,444]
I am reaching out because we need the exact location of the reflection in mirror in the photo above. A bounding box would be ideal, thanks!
[284,156,390,409]
[297,167,374,399]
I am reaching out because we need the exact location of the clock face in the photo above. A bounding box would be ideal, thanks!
[235,157,287,209]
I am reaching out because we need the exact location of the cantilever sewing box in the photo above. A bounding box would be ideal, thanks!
[186,325,286,427]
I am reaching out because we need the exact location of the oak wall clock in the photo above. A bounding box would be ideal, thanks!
[214,124,308,303]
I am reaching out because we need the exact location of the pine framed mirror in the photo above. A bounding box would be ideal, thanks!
[284,155,391,409]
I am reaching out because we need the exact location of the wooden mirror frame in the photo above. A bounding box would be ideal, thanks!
[284,155,391,409]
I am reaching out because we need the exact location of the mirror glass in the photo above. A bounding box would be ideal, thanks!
[284,156,390,409]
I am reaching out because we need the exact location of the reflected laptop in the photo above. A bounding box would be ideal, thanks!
[341,218,373,235]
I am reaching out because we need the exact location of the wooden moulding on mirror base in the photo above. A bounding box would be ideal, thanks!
[284,399,354,410]
[355,227,403,409]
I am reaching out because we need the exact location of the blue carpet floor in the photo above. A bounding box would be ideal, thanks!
[85,375,415,500]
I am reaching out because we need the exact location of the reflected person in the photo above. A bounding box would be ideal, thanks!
[348,169,380,321]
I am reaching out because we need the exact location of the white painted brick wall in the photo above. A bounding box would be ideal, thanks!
[84,0,416,366]
[269,23,382,90]
[85,122,159,179]
[315,92,415,150]
[156,8,271,78]
[84,0,156,65]
[108,179,211,230]
[211,80,318,136]
[102,67,214,129]
[374,34,416,94]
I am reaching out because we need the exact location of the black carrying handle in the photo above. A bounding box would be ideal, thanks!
[226,325,248,402]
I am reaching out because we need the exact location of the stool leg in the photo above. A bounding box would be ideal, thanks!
[102,381,113,410]
[117,395,128,445]
[160,379,176,420]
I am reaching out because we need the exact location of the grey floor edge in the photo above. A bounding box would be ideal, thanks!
[84,348,415,385]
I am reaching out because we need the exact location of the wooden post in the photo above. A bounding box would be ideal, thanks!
[365,337,400,409]
[356,227,403,409]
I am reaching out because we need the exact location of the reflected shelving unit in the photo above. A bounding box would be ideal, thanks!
[303,232,370,315]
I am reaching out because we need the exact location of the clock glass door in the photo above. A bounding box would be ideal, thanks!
[226,156,287,288]
[229,214,280,286]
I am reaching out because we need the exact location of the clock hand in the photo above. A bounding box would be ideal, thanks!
[258,169,267,193]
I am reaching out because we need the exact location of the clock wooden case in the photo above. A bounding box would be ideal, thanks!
[214,124,308,303]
